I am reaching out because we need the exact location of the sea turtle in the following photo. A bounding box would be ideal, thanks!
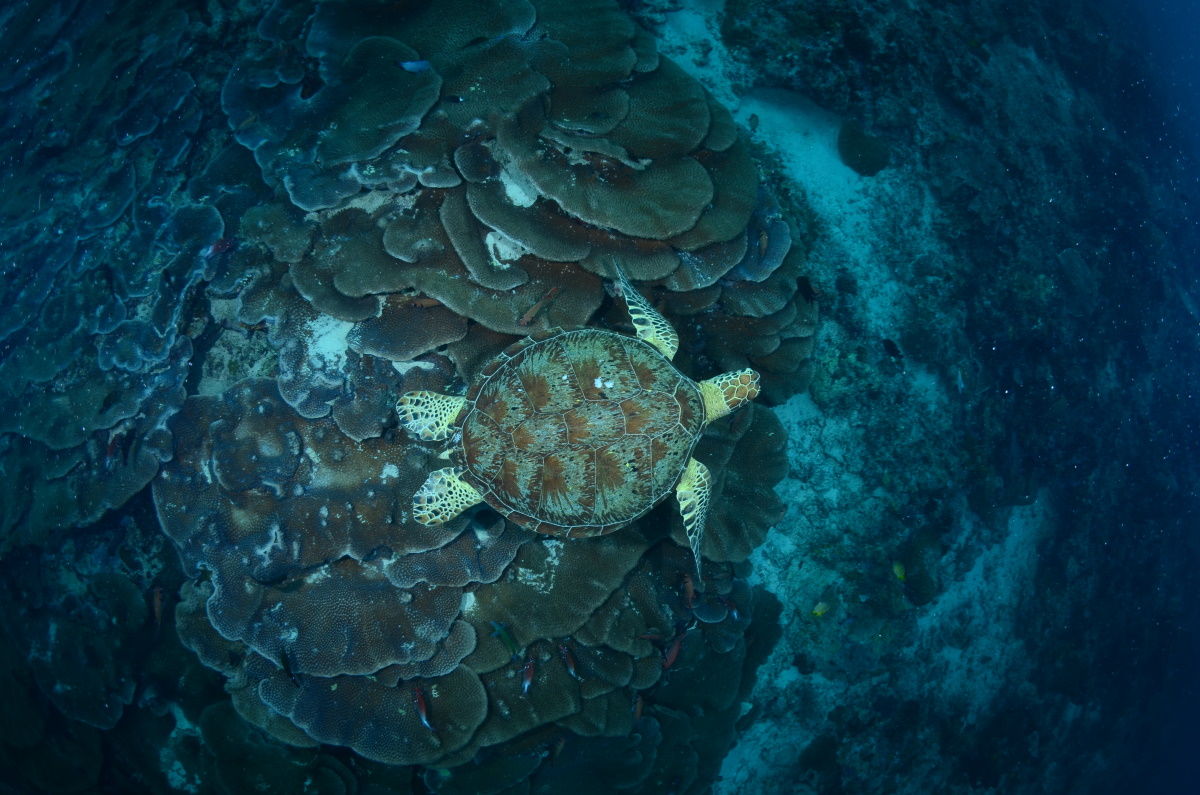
[396,269,760,576]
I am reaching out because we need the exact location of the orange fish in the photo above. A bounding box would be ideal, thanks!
[521,657,535,695]
[103,425,129,472]
[518,287,560,326]
[558,641,583,681]
[413,686,437,733]
[201,237,236,259]
[680,572,696,609]
[662,632,685,671]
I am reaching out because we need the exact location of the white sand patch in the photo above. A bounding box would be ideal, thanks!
[656,0,743,108]
[739,89,862,207]
[736,87,920,337]
[906,493,1053,724]
[659,0,940,339]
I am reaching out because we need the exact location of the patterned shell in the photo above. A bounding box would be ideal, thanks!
[457,327,706,538]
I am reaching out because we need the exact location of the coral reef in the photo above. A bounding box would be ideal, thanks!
[152,374,784,776]
[0,0,808,791]
[0,0,214,555]
[215,0,814,383]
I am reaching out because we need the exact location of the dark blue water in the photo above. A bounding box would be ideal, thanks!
[1118,5,1200,792]
[1114,4,1200,792]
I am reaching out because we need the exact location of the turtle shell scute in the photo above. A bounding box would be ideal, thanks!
[460,328,704,536]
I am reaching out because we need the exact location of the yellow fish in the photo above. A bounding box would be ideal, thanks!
[893,561,906,582]
[811,601,830,617]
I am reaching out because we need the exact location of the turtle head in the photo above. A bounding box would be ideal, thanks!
[698,369,761,421]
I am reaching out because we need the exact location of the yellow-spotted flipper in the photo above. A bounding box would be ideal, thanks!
[397,391,466,441]
[614,267,679,361]
[676,457,712,581]
[412,467,483,525]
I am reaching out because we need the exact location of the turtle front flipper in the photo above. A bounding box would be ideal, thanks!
[413,467,483,525]
[676,457,713,580]
[698,369,761,422]
[397,391,466,441]
[614,267,679,361]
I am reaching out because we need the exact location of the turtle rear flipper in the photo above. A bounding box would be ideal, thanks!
[676,457,712,581]
[398,391,466,441]
[413,467,483,525]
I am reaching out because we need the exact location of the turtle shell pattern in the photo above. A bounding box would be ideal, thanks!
[456,327,706,538]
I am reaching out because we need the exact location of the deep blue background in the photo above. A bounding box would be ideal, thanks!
[1123,1,1200,159]
[1117,2,1200,792]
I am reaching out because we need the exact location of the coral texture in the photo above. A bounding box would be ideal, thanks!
[0,0,807,790]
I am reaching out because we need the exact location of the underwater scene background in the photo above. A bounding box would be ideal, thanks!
[1,0,1197,793]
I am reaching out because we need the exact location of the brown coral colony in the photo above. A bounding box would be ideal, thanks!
[149,0,812,779]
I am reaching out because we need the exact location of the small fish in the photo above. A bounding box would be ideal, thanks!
[399,59,432,73]
[811,601,831,617]
[758,228,769,257]
[413,685,437,733]
[893,561,907,582]
[558,641,583,681]
[882,338,903,360]
[152,585,164,635]
[729,404,750,433]
[279,649,301,687]
[662,632,685,671]
[631,693,644,723]
[410,296,443,308]
[518,286,560,326]
[103,425,129,472]
[955,366,966,394]
[797,276,821,303]
[702,567,734,583]
[548,735,566,765]
[201,237,236,259]
[680,571,696,609]
[521,657,535,695]
[491,620,521,663]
